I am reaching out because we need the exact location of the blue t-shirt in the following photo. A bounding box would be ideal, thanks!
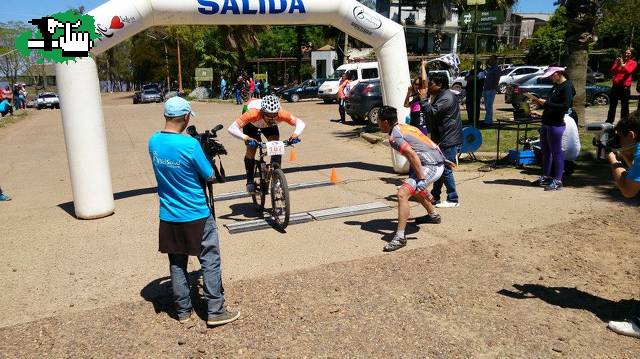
[0,100,10,112]
[148,132,213,222]
[626,143,640,183]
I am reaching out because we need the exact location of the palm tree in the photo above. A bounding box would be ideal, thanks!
[216,25,262,70]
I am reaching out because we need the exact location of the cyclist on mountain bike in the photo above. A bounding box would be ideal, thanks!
[228,95,306,192]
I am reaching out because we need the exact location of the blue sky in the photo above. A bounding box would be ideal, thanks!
[0,0,558,24]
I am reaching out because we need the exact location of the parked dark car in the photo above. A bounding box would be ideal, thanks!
[587,66,605,83]
[505,73,611,107]
[36,92,60,110]
[281,78,327,102]
[345,80,383,125]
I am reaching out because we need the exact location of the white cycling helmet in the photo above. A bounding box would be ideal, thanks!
[261,95,281,114]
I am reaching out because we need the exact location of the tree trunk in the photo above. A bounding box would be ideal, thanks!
[566,45,588,126]
[295,26,304,82]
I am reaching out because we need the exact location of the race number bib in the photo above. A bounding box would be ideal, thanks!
[266,141,285,156]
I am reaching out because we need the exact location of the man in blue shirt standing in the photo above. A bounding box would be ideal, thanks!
[148,97,240,327]
[606,111,640,339]
[219,76,227,100]
[481,55,501,126]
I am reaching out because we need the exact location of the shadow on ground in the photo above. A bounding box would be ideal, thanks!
[140,272,210,321]
[217,202,263,222]
[344,218,420,242]
[498,284,640,322]
[57,161,394,217]
[483,153,640,205]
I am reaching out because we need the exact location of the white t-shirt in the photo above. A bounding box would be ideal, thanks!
[562,114,581,161]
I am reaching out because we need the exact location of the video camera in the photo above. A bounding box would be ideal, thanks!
[187,124,227,183]
[586,122,620,159]
[187,124,228,159]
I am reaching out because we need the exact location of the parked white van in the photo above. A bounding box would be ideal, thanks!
[318,61,379,103]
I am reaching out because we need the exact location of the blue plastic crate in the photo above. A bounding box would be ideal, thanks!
[508,149,536,165]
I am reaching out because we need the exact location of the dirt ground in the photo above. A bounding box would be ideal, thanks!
[0,94,638,357]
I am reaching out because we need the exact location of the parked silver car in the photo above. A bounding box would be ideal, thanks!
[498,66,545,94]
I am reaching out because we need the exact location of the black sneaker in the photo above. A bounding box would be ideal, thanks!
[415,213,441,224]
[207,309,240,327]
[383,235,406,252]
[531,176,550,187]
[544,179,563,191]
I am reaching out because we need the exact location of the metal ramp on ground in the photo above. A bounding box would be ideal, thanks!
[224,202,392,234]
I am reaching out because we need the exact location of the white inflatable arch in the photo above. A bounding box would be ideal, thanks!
[55,0,410,219]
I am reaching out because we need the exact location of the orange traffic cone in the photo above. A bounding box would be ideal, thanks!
[289,148,297,162]
[330,168,339,184]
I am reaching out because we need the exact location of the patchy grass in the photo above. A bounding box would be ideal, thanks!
[0,110,29,128]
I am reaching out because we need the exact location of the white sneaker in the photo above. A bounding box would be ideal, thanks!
[435,200,459,208]
[608,317,640,338]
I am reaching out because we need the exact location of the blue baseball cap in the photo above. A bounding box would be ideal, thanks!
[164,96,196,117]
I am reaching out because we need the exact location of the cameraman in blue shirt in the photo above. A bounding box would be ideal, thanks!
[148,97,239,327]
[606,111,640,339]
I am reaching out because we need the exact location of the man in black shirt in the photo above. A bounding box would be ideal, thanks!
[423,73,463,207]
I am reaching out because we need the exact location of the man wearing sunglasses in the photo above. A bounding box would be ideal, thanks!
[228,95,306,192]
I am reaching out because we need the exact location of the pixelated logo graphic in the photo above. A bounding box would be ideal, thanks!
[15,10,101,64]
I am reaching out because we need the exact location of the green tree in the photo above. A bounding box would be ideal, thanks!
[0,22,33,85]
[526,7,566,65]
[597,0,640,53]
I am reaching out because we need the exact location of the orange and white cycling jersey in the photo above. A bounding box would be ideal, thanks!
[235,99,298,129]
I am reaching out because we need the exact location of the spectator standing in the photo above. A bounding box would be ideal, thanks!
[256,79,263,98]
[377,106,448,252]
[12,84,19,110]
[605,112,640,339]
[403,60,429,134]
[531,67,574,191]
[248,78,256,99]
[424,72,463,208]
[263,78,270,96]
[219,76,227,100]
[148,97,240,326]
[233,79,243,105]
[19,84,26,110]
[481,55,500,126]
[464,61,485,126]
[0,186,10,201]
[337,72,351,123]
[607,48,637,123]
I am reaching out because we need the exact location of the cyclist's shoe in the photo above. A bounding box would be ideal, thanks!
[246,182,256,193]
[415,213,441,224]
[0,194,11,201]
[383,235,406,252]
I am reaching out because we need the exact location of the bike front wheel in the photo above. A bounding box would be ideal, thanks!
[251,163,267,211]
[270,168,290,229]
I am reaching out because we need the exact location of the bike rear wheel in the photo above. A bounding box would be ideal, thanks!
[251,163,267,211]
[270,168,290,229]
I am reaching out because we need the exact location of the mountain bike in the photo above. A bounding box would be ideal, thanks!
[249,133,297,230]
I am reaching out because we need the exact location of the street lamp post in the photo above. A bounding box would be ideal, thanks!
[468,0,486,129]
[147,33,170,92]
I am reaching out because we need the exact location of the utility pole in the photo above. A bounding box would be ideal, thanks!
[177,37,183,94]
[344,33,349,64]
[468,0,486,129]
